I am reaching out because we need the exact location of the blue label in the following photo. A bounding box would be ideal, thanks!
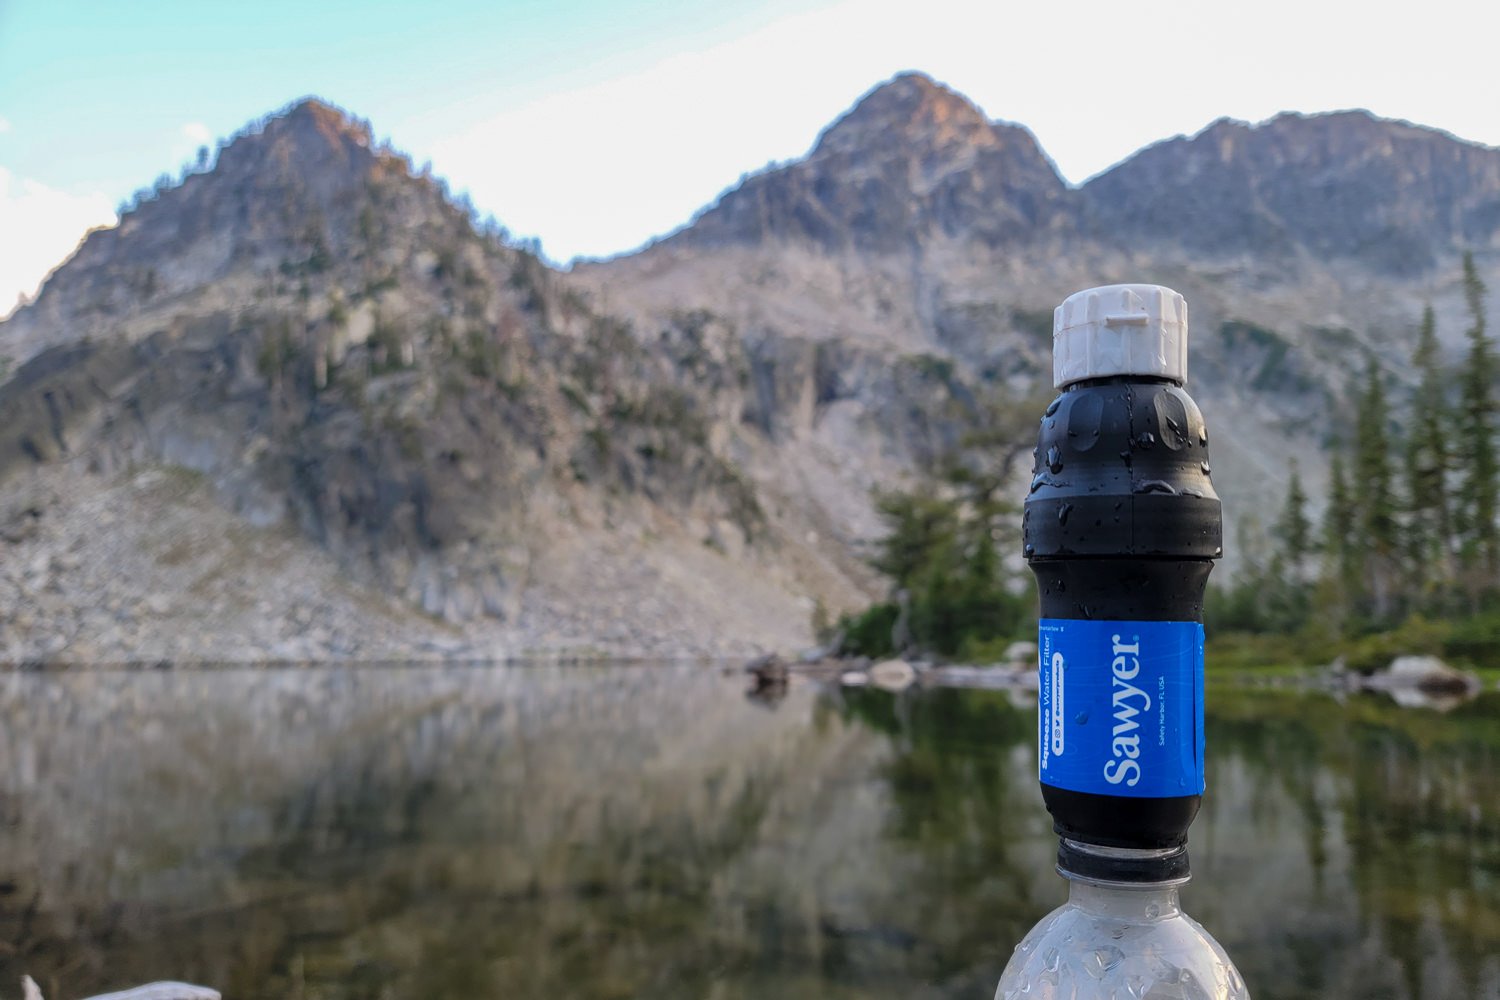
[1037,618,1205,798]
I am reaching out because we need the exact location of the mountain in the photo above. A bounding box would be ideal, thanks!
[3,77,1499,662]
[674,73,1071,251]
[0,99,890,661]
[577,72,1500,553]
[1083,110,1500,274]
[659,75,1500,274]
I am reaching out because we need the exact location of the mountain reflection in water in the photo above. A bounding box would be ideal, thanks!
[0,666,1497,1000]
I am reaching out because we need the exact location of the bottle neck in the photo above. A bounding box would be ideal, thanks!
[1066,879,1183,921]
[1057,838,1191,885]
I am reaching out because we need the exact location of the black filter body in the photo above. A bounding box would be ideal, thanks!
[1023,375,1221,861]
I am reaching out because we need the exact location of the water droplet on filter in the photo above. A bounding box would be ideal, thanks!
[1047,445,1064,473]
[1030,474,1047,494]
[1024,543,1036,556]
[1056,580,1066,593]
[1058,502,1073,525]
[1199,426,1208,445]
[1145,902,1160,919]
[1228,968,1246,995]
[1047,418,1056,431]
[1045,397,1061,417]
[1135,431,1156,448]
[1135,480,1178,496]
[1200,461,1212,475]
[1042,947,1061,973]
[1073,710,1089,725]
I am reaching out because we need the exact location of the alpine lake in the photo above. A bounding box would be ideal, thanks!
[1,664,1496,1000]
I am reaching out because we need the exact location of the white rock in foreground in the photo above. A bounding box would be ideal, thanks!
[85,985,220,1000]
[19,978,220,1000]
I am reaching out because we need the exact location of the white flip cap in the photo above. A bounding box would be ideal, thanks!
[1052,284,1189,389]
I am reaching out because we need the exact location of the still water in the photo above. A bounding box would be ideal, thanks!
[0,665,1497,1000]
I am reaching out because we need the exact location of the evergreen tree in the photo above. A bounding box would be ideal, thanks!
[1257,464,1315,631]
[1456,251,1498,600]
[1353,355,1400,620]
[850,383,1050,660]
[1319,453,1360,625]
[1403,304,1453,605]
[869,489,959,590]
[1274,460,1314,583]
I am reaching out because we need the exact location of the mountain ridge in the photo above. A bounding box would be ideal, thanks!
[2,73,1498,661]
[654,72,1500,275]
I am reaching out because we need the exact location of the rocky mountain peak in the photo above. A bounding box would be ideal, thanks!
[810,71,997,160]
[1186,108,1475,171]
[210,96,386,197]
[669,72,1067,252]
[0,97,425,370]
[278,96,371,137]
[1083,108,1500,272]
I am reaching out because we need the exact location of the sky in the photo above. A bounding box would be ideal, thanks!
[2,0,1499,313]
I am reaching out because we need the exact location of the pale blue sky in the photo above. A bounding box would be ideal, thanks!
[2,0,1498,311]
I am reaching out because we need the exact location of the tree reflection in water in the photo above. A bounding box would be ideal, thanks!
[0,669,1496,999]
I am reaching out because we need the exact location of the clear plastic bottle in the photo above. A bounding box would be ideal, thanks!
[996,857,1249,999]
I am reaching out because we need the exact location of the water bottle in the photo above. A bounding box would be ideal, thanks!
[996,879,1248,999]
[1001,284,1246,998]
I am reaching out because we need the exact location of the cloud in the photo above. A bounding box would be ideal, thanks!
[422,0,1031,261]
[0,167,116,318]
[0,117,11,135]
[181,121,211,145]
[419,0,1500,261]
[425,3,867,259]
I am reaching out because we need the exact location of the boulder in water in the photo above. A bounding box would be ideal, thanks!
[1368,655,1479,696]
[868,659,916,691]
